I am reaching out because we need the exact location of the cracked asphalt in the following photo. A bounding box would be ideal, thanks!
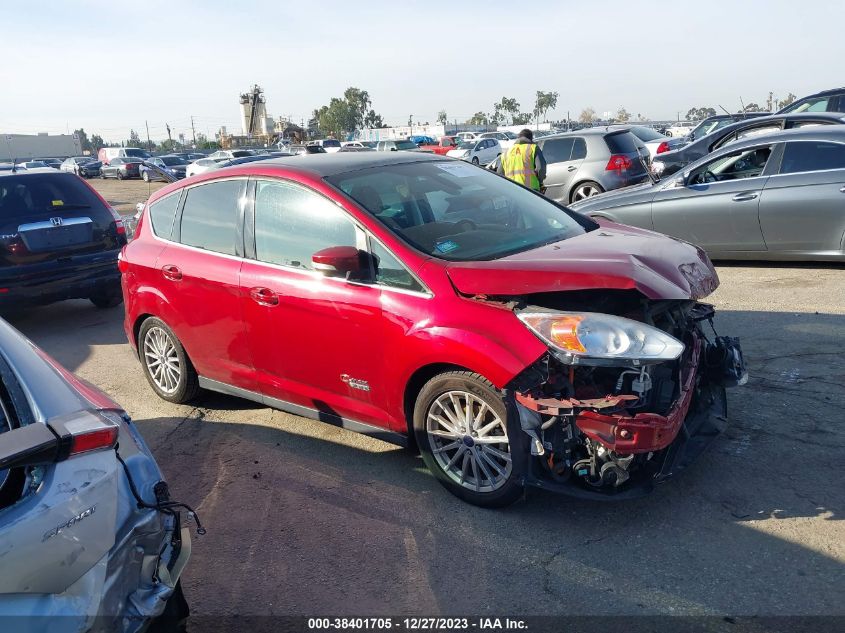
[6,180,844,619]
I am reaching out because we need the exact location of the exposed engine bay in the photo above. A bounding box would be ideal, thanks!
[502,290,747,497]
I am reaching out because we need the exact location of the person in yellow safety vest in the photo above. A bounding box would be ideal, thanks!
[496,128,547,192]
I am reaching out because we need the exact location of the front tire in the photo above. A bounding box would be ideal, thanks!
[138,318,199,404]
[471,156,480,165]
[142,171,150,182]
[117,171,124,180]
[413,371,522,507]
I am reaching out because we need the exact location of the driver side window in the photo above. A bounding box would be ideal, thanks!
[689,146,773,184]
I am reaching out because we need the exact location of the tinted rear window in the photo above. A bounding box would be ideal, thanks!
[123,149,148,158]
[179,180,243,255]
[323,140,341,148]
[604,131,640,154]
[0,173,106,221]
[780,141,845,174]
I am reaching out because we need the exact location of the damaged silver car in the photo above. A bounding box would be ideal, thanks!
[0,318,199,632]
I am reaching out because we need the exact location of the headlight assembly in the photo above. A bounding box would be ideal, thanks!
[517,310,684,366]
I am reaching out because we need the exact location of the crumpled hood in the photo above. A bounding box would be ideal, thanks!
[445,222,719,300]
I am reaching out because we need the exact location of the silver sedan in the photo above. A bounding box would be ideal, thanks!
[570,127,845,261]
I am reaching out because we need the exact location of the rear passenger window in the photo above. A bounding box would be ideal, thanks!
[254,180,357,270]
[571,138,587,160]
[148,193,180,239]
[179,180,243,255]
[780,141,845,174]
[541,138,574,163]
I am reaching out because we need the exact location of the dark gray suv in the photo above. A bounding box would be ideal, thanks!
[536,129,652,203]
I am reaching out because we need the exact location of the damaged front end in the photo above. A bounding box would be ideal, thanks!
[504,292,747,499]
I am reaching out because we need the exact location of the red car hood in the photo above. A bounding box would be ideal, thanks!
[445,223,719,300]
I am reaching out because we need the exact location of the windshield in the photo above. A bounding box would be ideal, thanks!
[161,157,186,166]
[124,148,150,158]
[395,140,416,150]
[327,160,589,261]
[456,141,475,150]
[323,139,341,148]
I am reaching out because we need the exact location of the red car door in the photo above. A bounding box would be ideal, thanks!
[239,178,395,430]
[157,177,256,390]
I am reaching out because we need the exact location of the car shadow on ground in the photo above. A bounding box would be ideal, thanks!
[2,300,128,372]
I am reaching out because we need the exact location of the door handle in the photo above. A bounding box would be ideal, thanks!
[161,265,182,281]
[732,192,758,202]
[249,286,279,306]
[567,165,577,172]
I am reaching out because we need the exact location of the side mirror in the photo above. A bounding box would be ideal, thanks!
[312,246,372,281]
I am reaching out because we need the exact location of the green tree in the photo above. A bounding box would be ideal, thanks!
[579,107,597,124]
[685,107,717,121]
[364,109,384,128]
[437,110,448,125]
[343,87,372,130]
[73,128,92,152]
[533,91,559,123]
[494,96,520,125]
[467,112,488,125]
[317,98,355,137]
[743,102,762,112]
[512,112,533,125]
[90,134,105,152]
[777,93,796,110]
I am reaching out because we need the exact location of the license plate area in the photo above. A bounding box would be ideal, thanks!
[18,217,94,252]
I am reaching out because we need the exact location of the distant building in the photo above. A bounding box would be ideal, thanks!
[1,132,82,159]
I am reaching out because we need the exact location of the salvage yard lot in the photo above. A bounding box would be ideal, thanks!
[13,178,842,617]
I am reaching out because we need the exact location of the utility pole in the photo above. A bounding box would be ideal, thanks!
[145,121,152,152]
[166,124,172,149]
[190,116,197,147]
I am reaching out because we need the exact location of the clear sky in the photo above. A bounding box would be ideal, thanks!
[1,0,843,142]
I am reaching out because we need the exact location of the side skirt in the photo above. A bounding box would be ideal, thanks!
[197,377,408,448]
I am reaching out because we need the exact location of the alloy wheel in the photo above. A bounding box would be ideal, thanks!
[572,184,601,200]
[426,390,512,493]
[143,326,181,394]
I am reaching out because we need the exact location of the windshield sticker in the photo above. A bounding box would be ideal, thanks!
[434,240,459,254]
[52,200,64,206]
[436,162,477,178]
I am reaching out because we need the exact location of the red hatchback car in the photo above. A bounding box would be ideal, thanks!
[121,153,746,506]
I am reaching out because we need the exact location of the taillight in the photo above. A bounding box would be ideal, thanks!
[108,206,126,235]
[656,141,670,154]
[50,411,120,460]
[117,248,129,273]
[605,154,632,172]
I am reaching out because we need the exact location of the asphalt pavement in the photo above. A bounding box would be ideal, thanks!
[6,260,844,620]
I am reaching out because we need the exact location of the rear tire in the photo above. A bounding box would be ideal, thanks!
[90,290,123,309]
[142,171,150,182]
[138,318,199,404]
[570,180,604,203]
[413,371,523,507]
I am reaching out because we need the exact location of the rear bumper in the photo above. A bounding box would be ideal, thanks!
[0,255,121,307]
